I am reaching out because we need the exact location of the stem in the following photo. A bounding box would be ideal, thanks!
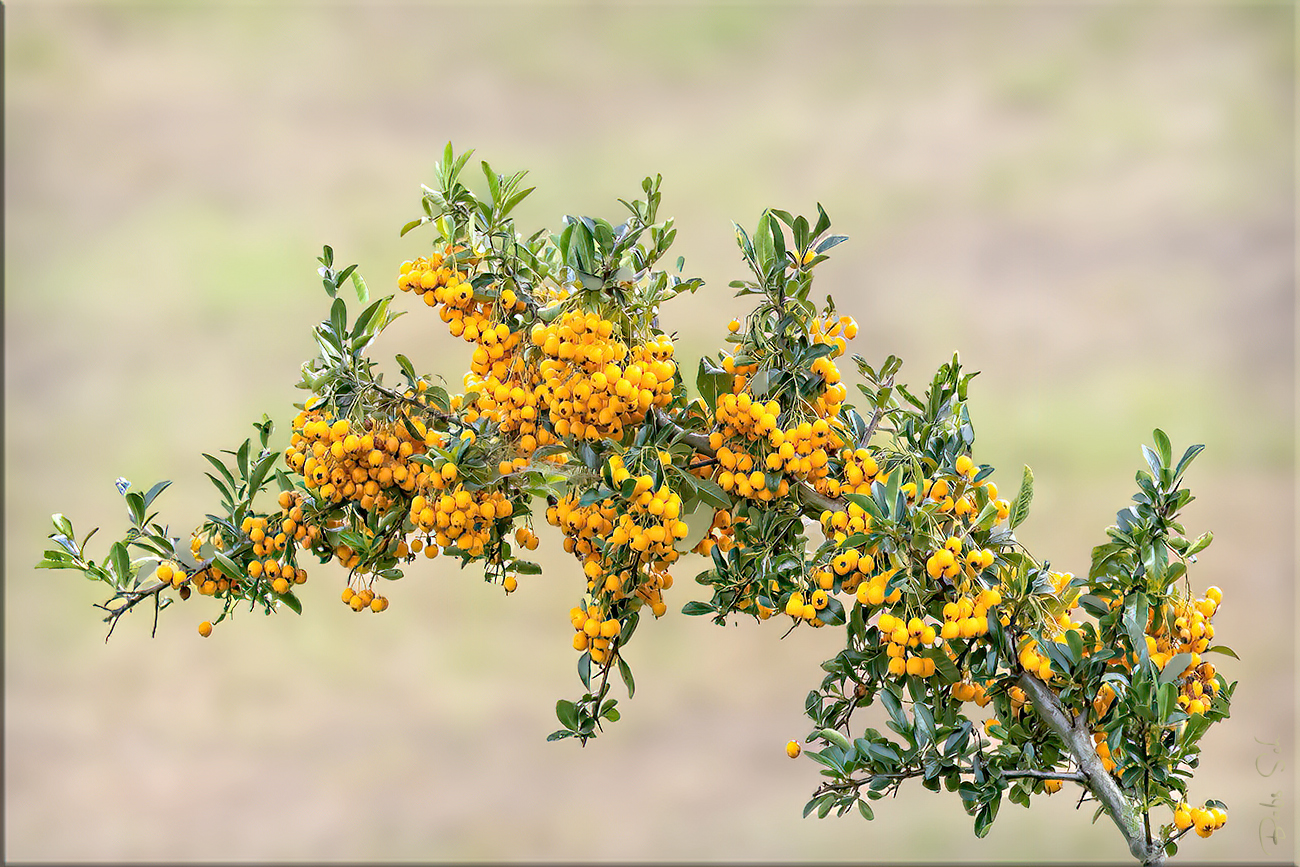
[1017,672,1165,866]
[815,765,1086,799]
[856,369,895,450]
[96,580,171,641]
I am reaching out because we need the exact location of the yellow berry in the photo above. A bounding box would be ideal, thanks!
[786,740,802,758]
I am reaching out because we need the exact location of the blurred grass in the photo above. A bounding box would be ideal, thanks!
[5,3,1294,863]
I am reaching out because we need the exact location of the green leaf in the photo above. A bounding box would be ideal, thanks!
[922,645,962,683]
[234,438,251,485]
[124,491,146,526]
[555,699,579,731]
[692,477,730,511]
[577,652,592,690]
[330,297,347,346]
[1078,594,1111,618]
[202,453,238,496]
[481,160,501,204]
[109,542,131,586]
[1152,429,1172,469]
[1009,465,1034,529]
[1065,628,1085,664]
[843,492,882,521]
[973,794,1001,838]
[681,601,715,616]
[1142,444,1164,482]
[879,686,910,733]
[817,728,853,752]
[212,552,243,582]
[753,211,775,272]
[274,469,296,493]
[51,513,75,539]
[247,450,280,496]
[815,234,848,254]
[912,699,935,745]
[400,218,426,237]
[48,533,81,558]
[803,793,833,819]
[500,186,535,219]
[1173,443,1205,482]
[696,357,730,411]
[1186,531,1213,556]
[618,655,636,698]
[1158,652,1194,686]
[277,590,303,615]
[1204,645,1240,660]
[142,480,172,510]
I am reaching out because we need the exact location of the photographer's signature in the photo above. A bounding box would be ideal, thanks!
[1255,736,1286,853]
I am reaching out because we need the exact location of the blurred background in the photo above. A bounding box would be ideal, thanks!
[5,3,1294,862]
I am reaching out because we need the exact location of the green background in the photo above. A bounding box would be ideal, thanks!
[6,3,1295,862]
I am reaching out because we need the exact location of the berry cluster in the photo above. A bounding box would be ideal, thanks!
[1173,801,1228,838]
[1154,587,1224,715]
[409,482,516,559]
[534,311,677,443]
[691,508,739,558]
[285,410,437,510]
[341,585,389,613]
[877,612,939,677]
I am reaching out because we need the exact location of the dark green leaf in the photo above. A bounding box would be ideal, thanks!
[880,686,910,733]
[555,699,579,731]
[124,491,145,526]
[109,542,131,586]
[692,477,730,510]
[330,297,347,345]
[247,451,280,496]
[618,655,635,698]
[1173,443,1205,482]
[142,480,172,509]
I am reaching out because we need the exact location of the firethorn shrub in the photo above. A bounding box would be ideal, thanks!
[41,144,1233,866]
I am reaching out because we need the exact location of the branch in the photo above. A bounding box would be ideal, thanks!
[856,368,895,450]
[95,579,171,642]
[1003,768,1086,783]
[814,764,1086,801]
[1017,672,1166,866]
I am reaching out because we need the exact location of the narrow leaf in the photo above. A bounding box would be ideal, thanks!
[1009,465,1034,529]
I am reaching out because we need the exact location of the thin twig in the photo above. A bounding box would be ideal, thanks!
[856,369,896,450]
